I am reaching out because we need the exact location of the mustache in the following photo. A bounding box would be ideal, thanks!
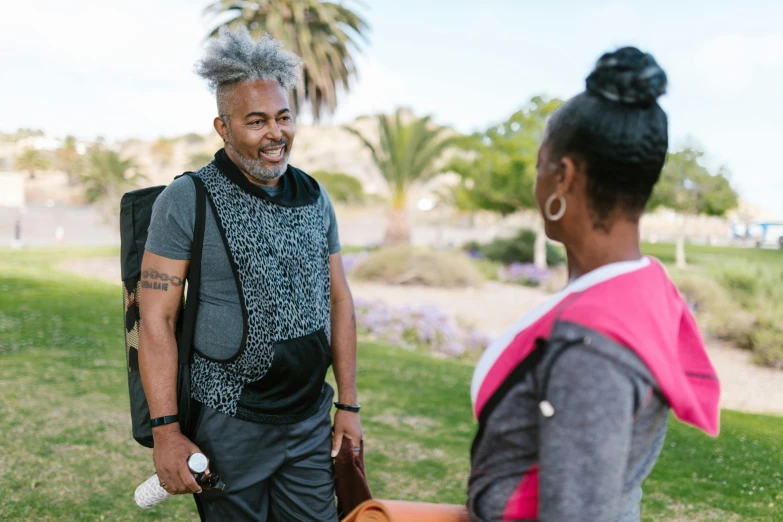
[258,140,288,154]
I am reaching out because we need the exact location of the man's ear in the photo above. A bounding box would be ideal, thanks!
[214,117,229,143]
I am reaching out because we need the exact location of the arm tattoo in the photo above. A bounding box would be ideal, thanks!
[141,266,184,292]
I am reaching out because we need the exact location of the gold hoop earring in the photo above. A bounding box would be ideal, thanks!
[545,194,566,221]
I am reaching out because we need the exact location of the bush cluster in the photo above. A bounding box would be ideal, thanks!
[350,246,485,288]
[464,228,566,267]
[675,262,783,369]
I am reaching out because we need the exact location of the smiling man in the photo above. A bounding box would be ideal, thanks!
[137,27,361,522]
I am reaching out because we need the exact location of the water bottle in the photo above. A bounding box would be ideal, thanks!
[134,452,225,509]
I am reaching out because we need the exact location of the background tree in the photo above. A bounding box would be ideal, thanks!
[649,145,739,268]
[80,148,146,222]
[15,147,50,179]
[151,137,176,167]
[56,136,84,186]
[1,128,44,142]
[311,170,365,205]
[205,0,369,122]
[448,96,563,267]
[346,109,457,245]
[180,132,206,145]
[187,152,215,171]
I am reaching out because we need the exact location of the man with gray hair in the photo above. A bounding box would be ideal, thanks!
[137,26,361,521]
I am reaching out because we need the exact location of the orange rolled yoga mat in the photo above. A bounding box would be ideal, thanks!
[341,500,469,522]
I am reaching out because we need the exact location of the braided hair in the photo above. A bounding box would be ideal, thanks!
[545,47,669,223]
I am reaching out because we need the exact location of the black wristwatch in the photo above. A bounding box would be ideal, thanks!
[334,402,361,413]
[150,415,179,428]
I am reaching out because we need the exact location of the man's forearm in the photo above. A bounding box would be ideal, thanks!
[139,318,181,436]
[330,297,358,404]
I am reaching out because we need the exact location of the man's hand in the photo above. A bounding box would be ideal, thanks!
[331,410,363,458]
[153,429,204,495]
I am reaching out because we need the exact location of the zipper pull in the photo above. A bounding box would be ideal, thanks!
[539,400,555,418]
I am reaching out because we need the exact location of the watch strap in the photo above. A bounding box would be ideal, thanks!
[334,402,361,413]
[150,415,179,428]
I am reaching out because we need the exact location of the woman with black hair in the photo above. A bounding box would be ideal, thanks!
[468,47,720,522]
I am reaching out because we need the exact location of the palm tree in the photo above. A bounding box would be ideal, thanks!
[80,148,146,204]
[204,0,369,122]
[151,137,176,167]
[57,136,84,186]
[15,147,50,179]
[346,109,457,245]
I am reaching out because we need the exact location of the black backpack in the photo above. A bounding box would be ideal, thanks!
[119,173,206,448]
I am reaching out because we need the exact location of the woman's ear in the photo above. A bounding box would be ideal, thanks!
[557,156,579,197]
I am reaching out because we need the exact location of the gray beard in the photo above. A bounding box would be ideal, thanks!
[226,139,289,182]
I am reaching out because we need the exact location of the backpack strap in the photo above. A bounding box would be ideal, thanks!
[178,173,207,364]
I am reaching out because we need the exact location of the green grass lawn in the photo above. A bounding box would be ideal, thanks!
[641,241,783,267]
[1,248,782,521]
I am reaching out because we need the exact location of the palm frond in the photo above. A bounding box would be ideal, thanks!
[204,0,369,121]
[348,109,459,200]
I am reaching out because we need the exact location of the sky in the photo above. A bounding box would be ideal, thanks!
[1,0,782,214]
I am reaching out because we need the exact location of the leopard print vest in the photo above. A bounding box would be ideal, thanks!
[190,163,332,423]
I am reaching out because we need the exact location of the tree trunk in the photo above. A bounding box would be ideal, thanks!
[534,222,547,269]
[384,207,411,246]
[675,215,687,269]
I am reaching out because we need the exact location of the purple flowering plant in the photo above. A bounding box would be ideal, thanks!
[353,297,493,358]
[498,262,551,287]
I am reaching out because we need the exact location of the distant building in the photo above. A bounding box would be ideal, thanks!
[0,172,25,208]
[16,135,62,151]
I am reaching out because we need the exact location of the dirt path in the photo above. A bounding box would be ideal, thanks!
[63,257,783,416]
[348,280,551,335]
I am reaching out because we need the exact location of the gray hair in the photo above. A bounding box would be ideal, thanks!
[194,26,303,116]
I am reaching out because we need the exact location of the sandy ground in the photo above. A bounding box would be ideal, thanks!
[349,280,551,335]
[62,257,783,416]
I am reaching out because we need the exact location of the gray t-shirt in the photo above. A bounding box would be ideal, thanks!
[145,174,341,359]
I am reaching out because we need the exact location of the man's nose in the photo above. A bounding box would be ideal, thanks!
[266,120,283,142]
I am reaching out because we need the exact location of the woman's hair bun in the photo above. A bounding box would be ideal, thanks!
[586,46,667,106]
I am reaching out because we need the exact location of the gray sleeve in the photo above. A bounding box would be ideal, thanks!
[145,176,196,260]
[537,346,637,522]
[319,186,341,255]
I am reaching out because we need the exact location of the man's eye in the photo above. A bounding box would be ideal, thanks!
[250,120,263,125]
[280,116,291,121]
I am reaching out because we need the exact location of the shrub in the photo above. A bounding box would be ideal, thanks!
[351,246,484,288]
[541,266,569,294]
[353,297,492,357]
[710,263,761,306]
[312,170,365,205]
[706,263,783,368]
[341,251,371,273]
[471,258,502,281]
[673,272,755,350]
[464,228,565,267]
[750,311,783,369]
[498,262,551,287]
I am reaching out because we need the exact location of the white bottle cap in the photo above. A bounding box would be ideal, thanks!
[188,452,209,474]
